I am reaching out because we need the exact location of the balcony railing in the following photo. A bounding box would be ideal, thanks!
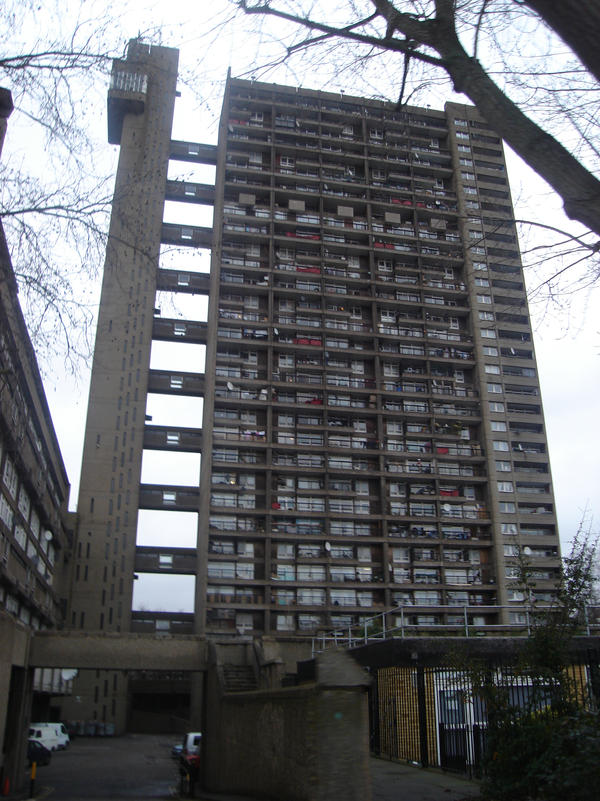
[311,604,600,655]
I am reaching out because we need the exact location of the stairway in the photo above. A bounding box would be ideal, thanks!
[222,664,258,692]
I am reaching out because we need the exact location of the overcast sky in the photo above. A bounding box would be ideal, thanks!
[5,1,599,579]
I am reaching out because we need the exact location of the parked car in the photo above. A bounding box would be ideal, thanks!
[28,722,70,751]
[171,743,183,759]
[179,732,202,795]
[181,731,202,765]
[27,739,52,767]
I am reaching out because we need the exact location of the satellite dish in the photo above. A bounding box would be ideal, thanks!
[274,327,279,335]
[523,546,532,556]
[61,668,78,681]
[324,542,331,552]
[227,382,235,391]
[443,504,451,512]
[44,531,53,542]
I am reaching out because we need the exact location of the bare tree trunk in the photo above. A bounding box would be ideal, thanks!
[525,0,600,85]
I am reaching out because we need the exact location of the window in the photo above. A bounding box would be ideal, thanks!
[487,383,502,394]
[499,501,516,513]
[479,311,494,321]
[493,440,509,451]
[495,461,512,472]
[297,564,326,581]
[297,588,325,606]
[497,481,514,493]
[485,364,500,374]
[445,568,469,585]
[477,294,492,304]
[3,457,18,498]
[501,523,518,535]
[491,421,507,431]
[489,401,504,412]
[14,524,26,549]
[276,614,295,631]
[480,328,496,338]
[482,346,498,356]
[276,564,295,581]
[17,487,30,520]
[277,543,294,559]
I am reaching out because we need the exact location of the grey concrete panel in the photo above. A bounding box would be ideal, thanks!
[29,631,207,671]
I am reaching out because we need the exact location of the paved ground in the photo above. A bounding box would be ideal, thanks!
[30,734,481,801]
[32,734,178,799]
[370,758,480,801]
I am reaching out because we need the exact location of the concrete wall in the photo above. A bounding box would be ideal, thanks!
[0,612,34,796]
[203,650,372,801]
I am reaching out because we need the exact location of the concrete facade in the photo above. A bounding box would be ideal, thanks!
[61,45,562,728]
[0,40,565,742]
[62,40,189,731]
[0,90,75,793]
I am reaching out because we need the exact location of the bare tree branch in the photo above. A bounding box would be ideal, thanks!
[237,1,600,241]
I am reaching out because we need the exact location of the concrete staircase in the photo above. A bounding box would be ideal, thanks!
[222,664,258,692]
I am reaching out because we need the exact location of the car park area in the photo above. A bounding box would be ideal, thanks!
[33,734,179,799]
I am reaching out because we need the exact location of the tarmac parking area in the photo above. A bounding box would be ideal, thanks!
[30,734,481,801]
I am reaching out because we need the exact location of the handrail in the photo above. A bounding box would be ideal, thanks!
[310,603,600,656]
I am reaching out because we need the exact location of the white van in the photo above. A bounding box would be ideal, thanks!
[28,723,70,751]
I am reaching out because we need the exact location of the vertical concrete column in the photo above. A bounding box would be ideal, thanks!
[2,666,34,796]
[189,671,204,731]
[0,659,11,785]
[314,650,372,801]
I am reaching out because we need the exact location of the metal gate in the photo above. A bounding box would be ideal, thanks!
[369,652,599,777]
